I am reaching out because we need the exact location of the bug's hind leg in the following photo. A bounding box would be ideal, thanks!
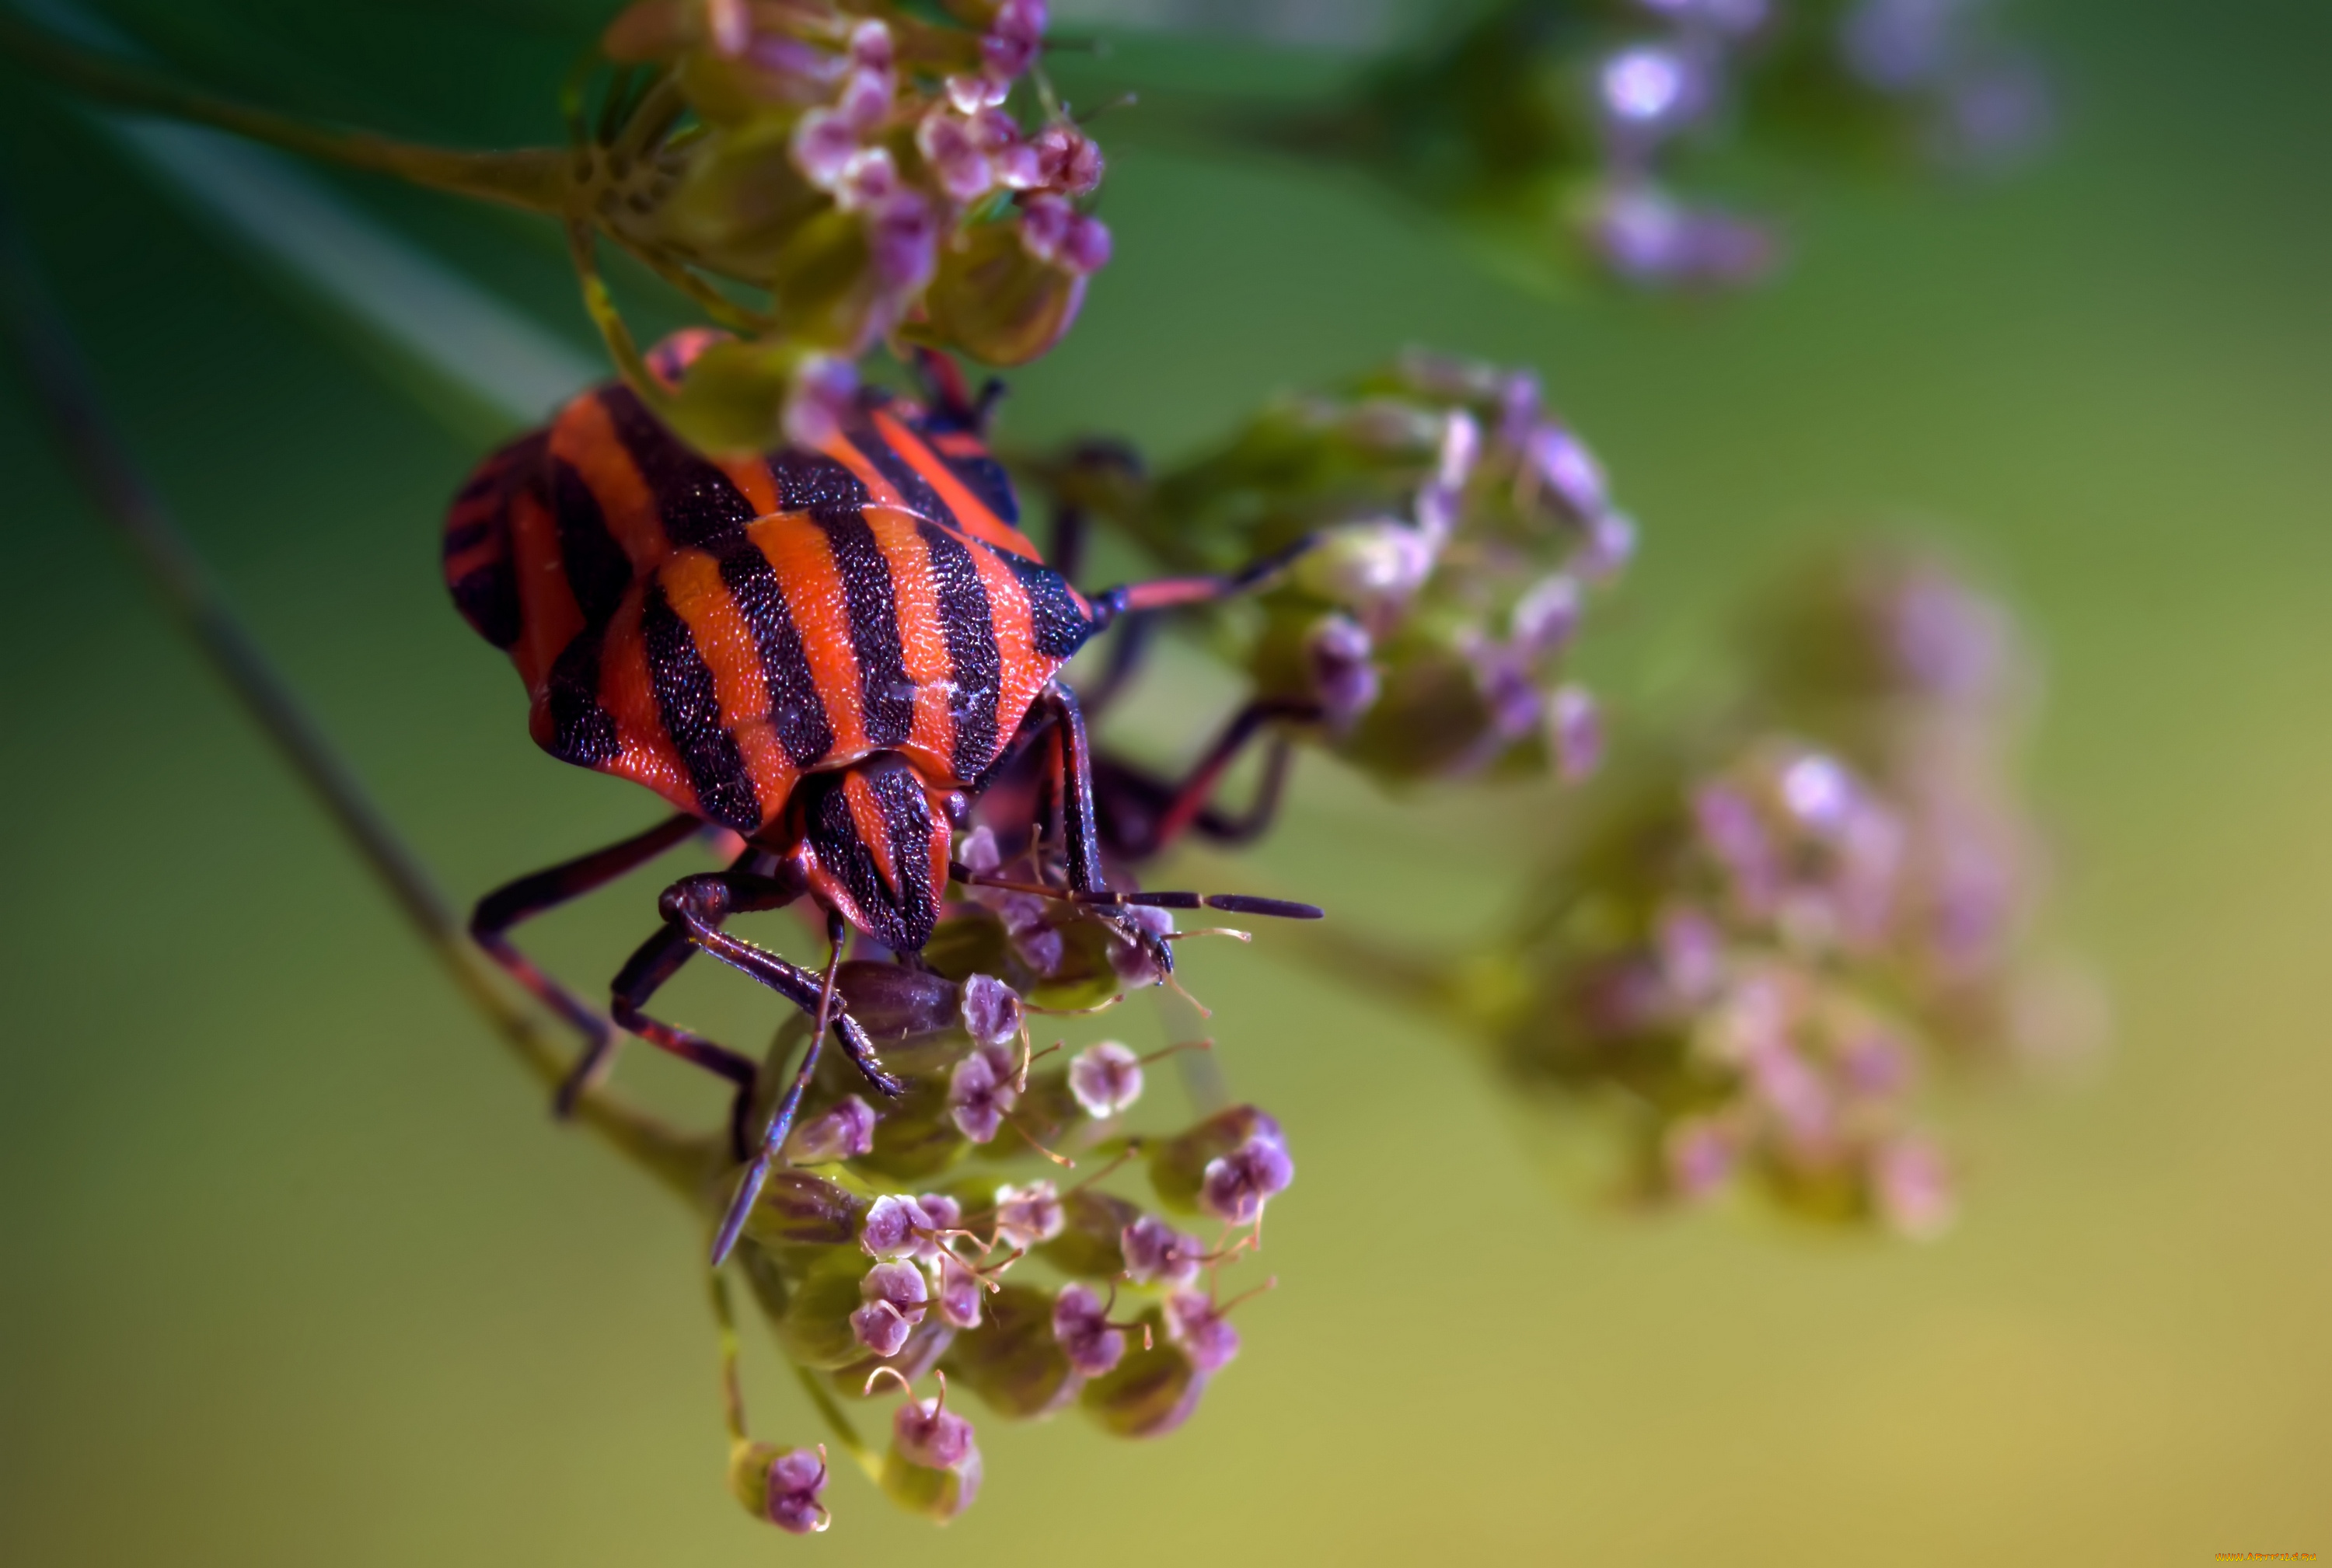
[467,811,703,1115]
[1091,696,1320,863]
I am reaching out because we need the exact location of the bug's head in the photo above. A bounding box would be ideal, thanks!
[791,754,951,955]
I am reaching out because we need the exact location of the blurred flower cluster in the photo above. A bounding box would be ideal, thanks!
[1373,548,2093,1234]
[709,887,1290,1531]
[1037,350,1630,798]
[582,0,1112,448]
[1239,0,2046,289]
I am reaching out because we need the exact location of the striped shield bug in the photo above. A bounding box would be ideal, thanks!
[445,333,1320,1262]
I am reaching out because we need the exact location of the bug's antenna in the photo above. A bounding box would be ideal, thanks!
[948,864,1323,923]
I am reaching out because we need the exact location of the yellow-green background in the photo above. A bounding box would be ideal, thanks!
[2,2,2327,1563]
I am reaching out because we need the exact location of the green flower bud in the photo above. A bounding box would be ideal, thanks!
[1149,1105,1284,1214]
[650,124,826,280]
[879,1447,983,1523]
[1039,1187,1143,1278]
[766,1248,884,1371]
[915,217,1087,367]
[941,1283,1081,1419]
[740,1170,867,1248]
[1079,1318,1206,1439]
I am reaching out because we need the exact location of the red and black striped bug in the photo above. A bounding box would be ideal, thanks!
[443,332,1319,1261]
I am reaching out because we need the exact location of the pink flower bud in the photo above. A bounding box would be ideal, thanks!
[729,1443,829,1534]
[994,1180,1065,1249]
[1017,194,1072,260]
[1068,1040,1144,1117]
[1527,424,1608,519]
[780,358,855,450]
[866,191,938,292]
[1437,408,1480,493]
[1305,613,1379,730]
[1548,683,1602,782]
[1580,510,1638,579]
[791,107,860,189]
[1031,122,1105,194]
[959,973,1022,1046]
[931,1252,986,1330]
[834,65,894,135]
[846,18,893,75]
[981,0,1046,81]
[1199,1134,1295,1225]
[764,1447,829,1534]
[1510,573,1581,656]
[862,1193,935,1259]
[948,1050,1018,1143]
[1059,212,1112,274]
[1052,1283,1126,1378]
[785,1095,877,1163]
[1162,1290,1241,1374]
[1119,1214,1204,1287]
[852,1260,930,1357]
[917,109,995,204]
[893,1384,978,1472]
[946,72,1009,113]
[832,146,899,212]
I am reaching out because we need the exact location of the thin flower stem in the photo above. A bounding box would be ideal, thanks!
[0,189,707,1199]
[709,1271,751,1444]
[566,216,672,415]
[0,15,572,212]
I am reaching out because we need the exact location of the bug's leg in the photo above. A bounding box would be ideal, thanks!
[620,871,906,1146]
[1033,682,1108,897]
[1072,611,1157,721]
[969,684,1324,931]
[1022,682,1194,976]
[467,811,703,1115]
[607,920,765,1154]
[706,909,851,1268]
[1084,532,1321,633]
[1091,697,1321,861]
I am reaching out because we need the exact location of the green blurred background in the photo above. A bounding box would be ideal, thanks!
[2,1,2328,1562]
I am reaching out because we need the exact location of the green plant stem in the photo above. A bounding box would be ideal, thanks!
[0,14,573,213]
[793,1365,881,1481]
[0,187,706,1200]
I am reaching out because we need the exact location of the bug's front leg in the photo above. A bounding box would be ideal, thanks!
[623,871,905,1264]
[1029,682,1178,977]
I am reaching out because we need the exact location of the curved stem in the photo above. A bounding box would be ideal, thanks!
[612,233,777,334]
[0,187,707,1200]
[0,15,573,213]
[567,215,669,410]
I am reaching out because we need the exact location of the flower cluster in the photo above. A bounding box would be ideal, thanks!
[1039,350,1631,795]
[713,895,1292,1530]
[1230,0,2046,291]
[579,0,1110,446]
[1448,550,2089,1233]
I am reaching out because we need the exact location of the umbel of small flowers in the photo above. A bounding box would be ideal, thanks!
[704,886,1293,1530]
[1032,349,1630,806]
[1189,0,2046,290]
[591,0,1115,448]
[0,0,1115,453]
[1302,547,2087,1236]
